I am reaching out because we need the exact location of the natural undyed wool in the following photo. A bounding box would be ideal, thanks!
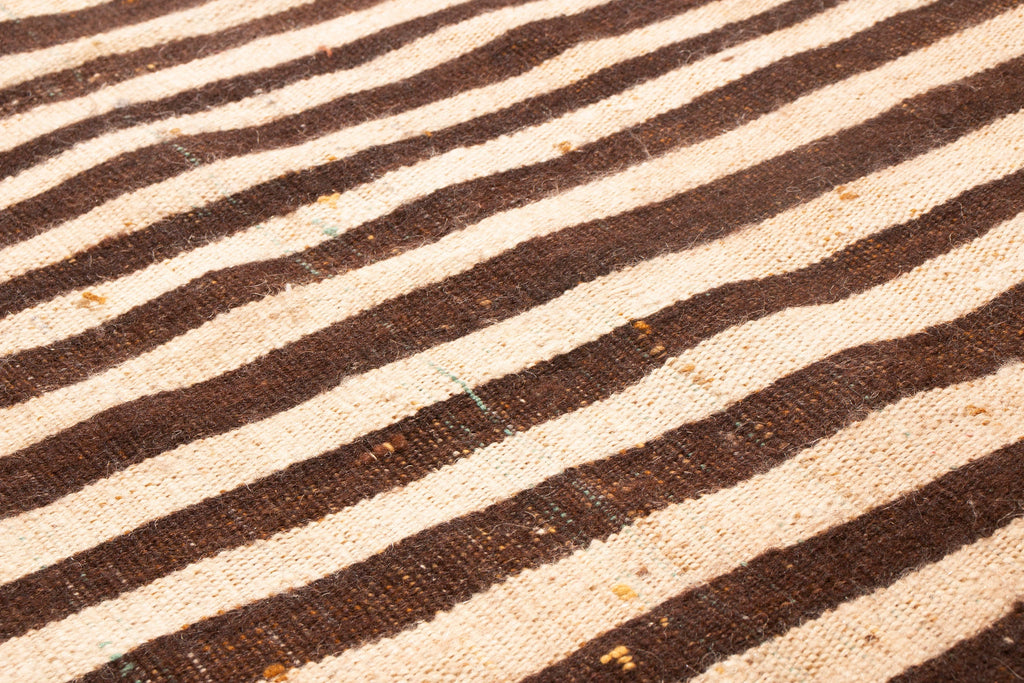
[1,0,1023,681]
[5,205,1024,587]
[0,0,475,149]
[4,1,1017,453]
[303,363,1024,681]
[697,516,1024,682]
[0,0,320,90]
[0,0,787,213]
[2,0,898,283]
[0,0,1013,362]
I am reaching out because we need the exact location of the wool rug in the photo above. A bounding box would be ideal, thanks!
[1,0,1023,680]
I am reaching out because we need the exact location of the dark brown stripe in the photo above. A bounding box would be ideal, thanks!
[0,0,822,280]
[0,0,579,196]
[0,0,209,56]
[1,50,1020,519]
[0,0,1009,405]
[528,442,1024,683]
[78,281,1024,683]
[891,602,1024,683]
[0,0,546,231]
[2,162,1021,642]
[0,0,434,118]
[0,0,713,241]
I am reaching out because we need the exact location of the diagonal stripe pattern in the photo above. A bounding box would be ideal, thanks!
[1,1,1023,682]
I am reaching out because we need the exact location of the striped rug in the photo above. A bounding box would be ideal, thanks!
[1,0,1023,680]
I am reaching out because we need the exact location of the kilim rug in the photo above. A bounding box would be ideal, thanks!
[1,0,1023,680]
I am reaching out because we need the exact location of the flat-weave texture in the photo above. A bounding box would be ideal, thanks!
[1,0,1023,681]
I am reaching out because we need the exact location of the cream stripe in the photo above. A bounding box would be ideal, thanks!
[0,0,793,214]
[0,0,835,354]
[0,0,316,90]
[0,5,1017,457]
[1,203,1021,599]
[694,518,1024,683]
[1,127,1022,586]
[0,0,128,21]
[7,89,1024,358]
[0,0,942,284]
[0,0,479,153]
[280,370,1024,682]
[7,153,1024,602]
[7,340,1024,682]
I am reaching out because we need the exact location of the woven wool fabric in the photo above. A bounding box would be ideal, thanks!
[1,0,1023,681]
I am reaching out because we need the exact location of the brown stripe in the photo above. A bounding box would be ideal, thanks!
[0,0,573,192]
[0,0,711,241]
[76,280,1024,683]
[0,0,820,274]
[0,0,542,228]
[1,51,1020,519]
[890,601,1024,683]
[526,441,1024,683]
[0,0,428,118]
[2,168,1021,642]
[0,0,1009,404]
[0,0,210,57]
[0,0,825,385]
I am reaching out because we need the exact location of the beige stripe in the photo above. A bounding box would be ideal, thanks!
[5,92,1024,358]
[1,132,1022,586]
[0,0,944,284]
[7,344,1023,682]
[280,370,1024,682]
[0,0,478,154]
[0,0,120,20]
[694,517,1024,683]
[0,0,845,355]
[0,0,1005,456]
[0,201,1020,593]
[6,143,1022,598]
[0,0,316,91]
[0,0,792,214]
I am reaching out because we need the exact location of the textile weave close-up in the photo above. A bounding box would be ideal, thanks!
[1,0,1023,680]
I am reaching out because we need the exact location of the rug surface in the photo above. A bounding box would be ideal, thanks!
[1,0,1023,681]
